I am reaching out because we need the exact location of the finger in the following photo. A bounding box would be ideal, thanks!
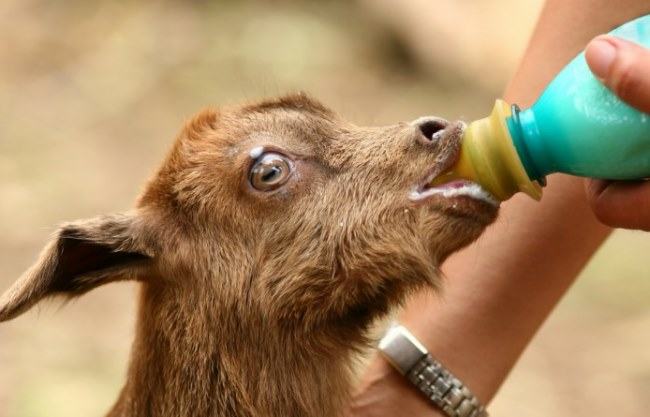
[585,35,650,114]
[585,179,650,231]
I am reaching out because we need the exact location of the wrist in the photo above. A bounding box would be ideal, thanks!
[378,325,488,417]
[397,291,497,403]
[348,354,445,417]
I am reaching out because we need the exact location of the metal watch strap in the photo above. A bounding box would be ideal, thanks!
[379,325,488,417]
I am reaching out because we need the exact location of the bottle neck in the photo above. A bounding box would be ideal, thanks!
[506,105,548,184]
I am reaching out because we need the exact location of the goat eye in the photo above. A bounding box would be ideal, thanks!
[249,153,293,191]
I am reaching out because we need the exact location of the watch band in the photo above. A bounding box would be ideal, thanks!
[379,325,488,417]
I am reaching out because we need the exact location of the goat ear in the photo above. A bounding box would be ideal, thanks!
[0,212,155,322]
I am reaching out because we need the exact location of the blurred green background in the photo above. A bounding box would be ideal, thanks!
[0,1,648,416]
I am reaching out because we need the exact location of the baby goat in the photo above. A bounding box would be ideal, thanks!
[0,94,497,417]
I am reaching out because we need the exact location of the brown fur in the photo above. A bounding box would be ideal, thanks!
[0,93,497,417]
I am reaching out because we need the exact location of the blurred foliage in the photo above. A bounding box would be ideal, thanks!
[0,1,648,416]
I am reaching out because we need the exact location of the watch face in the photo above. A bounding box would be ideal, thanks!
[379,326,428,374]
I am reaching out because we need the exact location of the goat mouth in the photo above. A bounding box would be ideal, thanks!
[408,121,499,209]
[410,179,499,207]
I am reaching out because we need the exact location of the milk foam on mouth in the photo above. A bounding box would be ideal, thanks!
[410,180,499,207]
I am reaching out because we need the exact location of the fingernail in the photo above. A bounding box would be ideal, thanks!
[586,37,617,78]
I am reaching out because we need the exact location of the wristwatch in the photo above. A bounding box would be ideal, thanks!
[378,325,488,417]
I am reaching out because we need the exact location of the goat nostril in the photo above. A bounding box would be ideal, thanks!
[418,120,448,142]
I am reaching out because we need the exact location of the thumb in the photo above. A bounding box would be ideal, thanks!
[585,178,650,231]
[585,35,650,114]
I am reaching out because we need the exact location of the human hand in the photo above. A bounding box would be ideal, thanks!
[584,35,650,231]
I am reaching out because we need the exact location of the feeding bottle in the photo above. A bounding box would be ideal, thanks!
[432,14,650,201]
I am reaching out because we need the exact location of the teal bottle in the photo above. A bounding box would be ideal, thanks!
[508,14,650,183]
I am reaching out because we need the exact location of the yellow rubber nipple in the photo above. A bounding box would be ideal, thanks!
[431,100,542,201]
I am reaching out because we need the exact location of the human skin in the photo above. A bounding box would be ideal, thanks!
[345,1,650,416]
[584,36,650,231]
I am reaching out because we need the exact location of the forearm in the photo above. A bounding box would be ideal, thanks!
[402,176,609,403]
[397,0,650,409]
